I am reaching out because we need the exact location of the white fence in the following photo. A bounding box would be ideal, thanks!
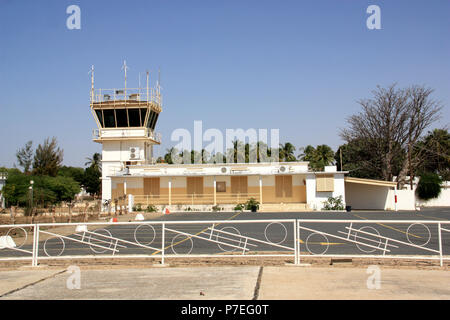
[0,219,449,267]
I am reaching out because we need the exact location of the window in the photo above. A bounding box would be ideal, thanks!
[216,181,226,192]
[150,113,159,130]
[103,109,116,128]
[147,111,155,128]
[146,111,159,130]
[316,175,334,192]
[231,176,248,194]
[128,108,141,127]
[95,110,104,127]
[116,109,128,127]
[187,177,204,196]
[276,175,293,198]
[144,178,160,198]
[140,108,147,126]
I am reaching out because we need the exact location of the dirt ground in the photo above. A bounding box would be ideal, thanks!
[0,255,447,272]
[0,210,164,225]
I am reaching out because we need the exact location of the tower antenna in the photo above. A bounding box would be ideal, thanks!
[122,60,129,99]
[138,72,141,89]
[157,67,161,105]
[146,70,150,101]
[89,65,94,103]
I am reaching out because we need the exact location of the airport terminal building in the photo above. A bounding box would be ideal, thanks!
[89,69,399,212]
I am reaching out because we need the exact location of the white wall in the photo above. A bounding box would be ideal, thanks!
[345,183,416,211]
[417,187,450,207]
[345,183,391,210]
[307,173,346,210]
[388,189,416,210]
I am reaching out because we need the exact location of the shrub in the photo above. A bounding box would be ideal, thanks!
[234,203,245,211]
[245,198,260,212]
[145,204,157,212]
[212,205,222,212]
[323,196,345,210]
[417,173,442,201]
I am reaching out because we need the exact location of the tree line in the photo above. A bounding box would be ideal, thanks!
[1,137,101,209]
[159,84,448,188]
[1,83,448,209]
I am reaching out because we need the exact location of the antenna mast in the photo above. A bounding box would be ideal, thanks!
[158,67,161,105]
[122,60,128,99]
[89,65,94,103]
[146,70,149,101]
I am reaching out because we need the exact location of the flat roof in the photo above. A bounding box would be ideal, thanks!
[344,176,397,187]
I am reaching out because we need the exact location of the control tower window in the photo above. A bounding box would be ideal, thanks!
[116,109,128,127]
[147,112,159,130]
[140,109,147,126]
[95,110,104,127]
[128,108,141,127]
[147,111,156,129]
[103,109,116,128]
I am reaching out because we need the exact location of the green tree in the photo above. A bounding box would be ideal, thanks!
[16,141,34,174]
[45,175,80,203]
[2,169,30,206]
[416,173,442,200]
[85,152,102,172]
[32,137,63,177]
[341,84,441,186]
[299,145,334,170]
[415,129,450,180]
[279,142,296,162]
[3,169,80,208]
[83,166,101,196]
[163,147,178,164]
[58,166,84,185]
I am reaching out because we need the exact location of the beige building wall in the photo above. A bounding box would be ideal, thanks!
[113,174,307,206]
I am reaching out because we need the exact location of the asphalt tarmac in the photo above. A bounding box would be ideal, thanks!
[1,207,449,261]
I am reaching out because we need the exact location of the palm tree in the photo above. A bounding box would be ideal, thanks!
[85,153,102,172]
[279,142,296,162]
[164,147,178,164]
[298,145,334,170]
[314,145,335,168]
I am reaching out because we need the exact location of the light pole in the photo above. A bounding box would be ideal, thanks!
[29,180,34,212]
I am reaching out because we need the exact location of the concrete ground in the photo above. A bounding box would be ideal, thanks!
[0,266,259,300]
[0,265,449,300]
[258,266,450,300]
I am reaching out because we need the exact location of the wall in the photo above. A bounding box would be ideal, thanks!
[307,173,345,210]
[417,187,450,207]
[345,183,391,210]
[388,189,416,210]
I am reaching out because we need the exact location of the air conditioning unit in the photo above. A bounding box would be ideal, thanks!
[129,147,141,160]
[220,167,229,174]
[279,165,289,173]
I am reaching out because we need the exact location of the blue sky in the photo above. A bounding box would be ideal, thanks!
[0,0,449,168]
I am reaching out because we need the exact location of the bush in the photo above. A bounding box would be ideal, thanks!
[133,204,143,212]
[234,203,245,211]
[146,204,157,212]
[417,173,442,201]
[3,169,80,208]
[323,196,345,210]
[212,205,222,212]
[245,198,260,212]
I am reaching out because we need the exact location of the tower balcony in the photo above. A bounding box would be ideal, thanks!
[93,127,161,144]
[91,87,162,111]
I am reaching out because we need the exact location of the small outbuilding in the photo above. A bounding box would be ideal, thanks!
[344,177,399,210]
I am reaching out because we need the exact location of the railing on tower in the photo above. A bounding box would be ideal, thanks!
[90,87,162,106]
[92,128,161,143]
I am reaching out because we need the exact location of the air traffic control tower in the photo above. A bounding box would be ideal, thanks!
[89,63,162,204]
